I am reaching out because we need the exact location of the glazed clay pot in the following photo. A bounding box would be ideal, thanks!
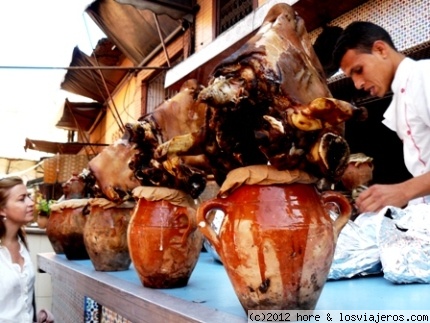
[46,199,90,260]
[45,217,64,255]
[128,198,203,289]
[83,199,135,271]
[197,183,351,311]
[340,153,374,191]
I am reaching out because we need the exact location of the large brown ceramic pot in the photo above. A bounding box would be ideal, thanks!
[45,216,64,255]
[46,199,90,260]
[83,199,135,271]
[197,183,351,311]
[128,187,203,289]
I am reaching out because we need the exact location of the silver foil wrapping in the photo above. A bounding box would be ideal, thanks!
[330,203,430,283]
[379,204,430,284]
[328,211,382,280]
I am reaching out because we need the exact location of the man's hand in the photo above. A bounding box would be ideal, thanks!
[355,183,409,213]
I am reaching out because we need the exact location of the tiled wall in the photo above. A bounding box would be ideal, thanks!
[195,0,215,52]
[309,0,430,52]
[52,278,85,323]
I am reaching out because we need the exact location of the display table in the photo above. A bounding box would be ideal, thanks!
[38,252,429,323]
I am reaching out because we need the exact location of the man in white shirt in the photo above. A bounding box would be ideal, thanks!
[332,21,430,212]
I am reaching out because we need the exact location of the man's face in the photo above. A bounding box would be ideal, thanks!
[340,44,393,98]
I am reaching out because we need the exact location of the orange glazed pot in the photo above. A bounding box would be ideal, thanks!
[83,199,135,271]
[46,199,90,260]
[128,198,203,289]
[341,162,373,190]
[197,183,351,311]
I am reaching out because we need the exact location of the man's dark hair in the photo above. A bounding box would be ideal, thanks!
[332,21,397,68]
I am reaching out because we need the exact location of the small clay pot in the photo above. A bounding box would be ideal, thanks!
[341,155,373,191]
[46,199,90,260]
[128,195,203,289]
[83,199,135,271]
[37,212,49,229]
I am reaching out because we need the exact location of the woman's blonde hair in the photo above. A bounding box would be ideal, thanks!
[0,176,28,249]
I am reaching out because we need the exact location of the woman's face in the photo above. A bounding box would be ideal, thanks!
[2,184,34,225]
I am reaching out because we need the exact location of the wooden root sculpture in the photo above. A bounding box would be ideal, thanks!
[88,79,210,201]
[85,3,367,201]
[155,3,366,187]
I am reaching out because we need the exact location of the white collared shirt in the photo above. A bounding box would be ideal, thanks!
[382,57,430,205]
[0,239,35,323]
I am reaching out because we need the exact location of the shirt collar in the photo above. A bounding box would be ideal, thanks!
[391,57,414,93]
[0,236,24,249]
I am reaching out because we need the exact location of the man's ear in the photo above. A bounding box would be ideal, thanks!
[372,40,389,57]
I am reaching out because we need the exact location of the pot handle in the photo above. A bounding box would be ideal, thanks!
[320,191,352,242]
[180,206,198,245]
[196,199,227,256]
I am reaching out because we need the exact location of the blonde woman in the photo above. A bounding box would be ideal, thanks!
[0,176,54,322]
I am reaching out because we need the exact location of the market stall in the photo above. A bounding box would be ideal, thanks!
[35,1,430,322]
